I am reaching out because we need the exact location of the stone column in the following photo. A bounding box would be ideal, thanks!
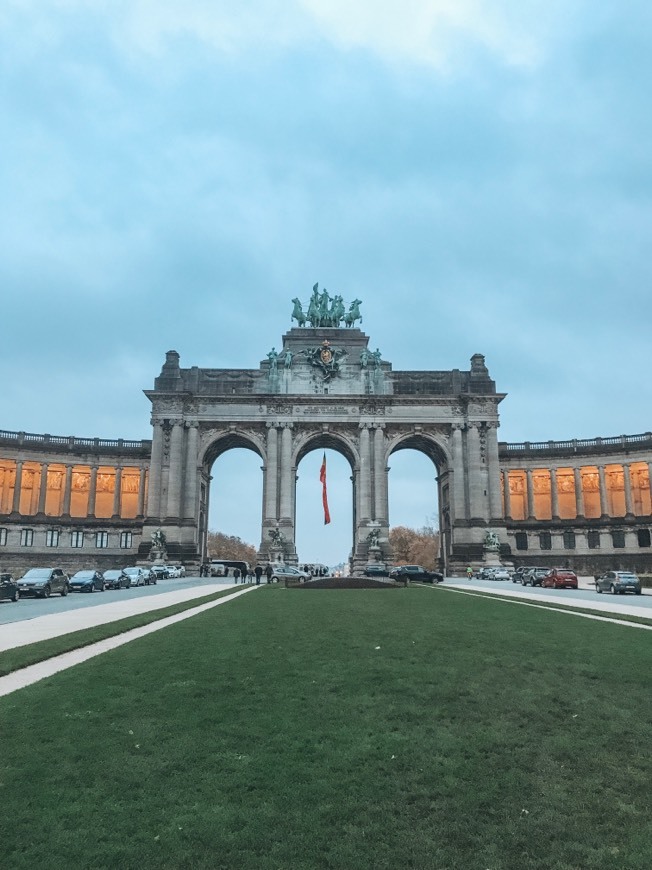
[183,422,200,520]
[623,464,634,517]
[598,465,608,517]
[550,467,559,520]
[358,424,372,524]
[137,467,147,517]
[451,424,467,523]
[146,420,165,520]
[37,462,49,515]
[11,460,23,514]
[526,469,535,520]
[502,470,512,520]
[573,466,585,518]
[112,466,123,518]
[88,465,99,517]
[62,464,73,516]
[373,425,388,524]
[166,419,185,519]
[279,424,293,521]
[466,424,486,520]
[486,423,503,521]
[265,424,279,523]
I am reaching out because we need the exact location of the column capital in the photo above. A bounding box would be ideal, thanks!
[185,420,200,429]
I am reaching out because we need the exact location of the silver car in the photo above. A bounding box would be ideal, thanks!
[123,567,151,587]
[269,565,310,583]
[595,571,642,595]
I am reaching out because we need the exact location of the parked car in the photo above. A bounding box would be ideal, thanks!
[511,567,528,584]
[389,565,444,583]
[17,567,69,598]
[123,566,153,587]
[166,565,185,578]
[0,573,19,602]
[595,570,642,595]
[149,565,170,581]
[541,568,578,589]
[269,565,310,583]
[69,570,106,593]
[522,567,550,587]
[478,567,497,580]
[490,568,511,581]
[363,564,389,578]
[103,569,131,590]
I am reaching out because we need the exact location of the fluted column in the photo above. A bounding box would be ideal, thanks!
[147,421,164,519]
[466,424,485,520]
[279,424,293,521]
[112,466,123,518]
[573,466,585,518]
[183,422,200,520]
[623,464,634,516]
[451,424,466,523]
[166,420,185,519]
[62,465,73,516]
[358,424,372,524]
[11,460,23,514]
[486,423,503,520]
[88,465,99,517]
[550,467,559,520]
[373,425,387,523]
[265,424,279,522]
[137,467,147,517]
[598,465,608,517]
[526,469,535,520]
[502,470,512,520]
[37,462,49,514]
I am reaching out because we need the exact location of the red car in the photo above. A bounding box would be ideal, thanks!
[541,568,578,589]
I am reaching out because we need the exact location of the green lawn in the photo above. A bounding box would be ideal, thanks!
[2,587,651,870]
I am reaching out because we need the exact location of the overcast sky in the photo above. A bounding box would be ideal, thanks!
[2,2,651,564]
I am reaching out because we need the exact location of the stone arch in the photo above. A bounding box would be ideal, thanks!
[385,430,452,470]
[200,429,266,468]
[294,428,360,470]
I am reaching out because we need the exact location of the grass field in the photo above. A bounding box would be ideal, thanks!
[2,586,651,869]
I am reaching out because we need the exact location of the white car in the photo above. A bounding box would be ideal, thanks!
[166,565,185,578]
[123,567,151,587]
[490,568,511,581]
[269,565,310,583]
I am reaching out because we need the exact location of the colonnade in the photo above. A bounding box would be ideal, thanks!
[0,458,147,519]
[502,460,651,521]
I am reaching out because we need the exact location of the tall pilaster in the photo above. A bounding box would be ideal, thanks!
[526,469,535,520]
[573,466,585,518]
[598,465,608,517]
[62,464,73,516]
[183,422,200,520]
[11,460,23,514]
[451,424,467,523]
[623,464,634,517]
[466,424,486,521]
[265,424,279,523]
[502,470,512,520]
[147,421,165,520]
[358,424,372,524]
[37,462,49,514]
[485,423,503,521]
[137,467,147,517]
[166,420,185,519]
[550,467,559,520]
[88,465,99,518]
[112,466,123,518]
[373,424,388,524]
[279,424,294,522]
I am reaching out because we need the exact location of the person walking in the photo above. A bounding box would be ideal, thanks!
[265,563,274,584]
[233,567,240,584]
[255,565,263,585]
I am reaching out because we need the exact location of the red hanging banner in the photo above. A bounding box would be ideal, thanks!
[319,452,331,525]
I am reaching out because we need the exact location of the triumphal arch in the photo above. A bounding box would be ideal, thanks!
[143,291,506,572]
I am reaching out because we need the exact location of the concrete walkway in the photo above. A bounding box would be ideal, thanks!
[0,585,261,698]
[0,582,248,653]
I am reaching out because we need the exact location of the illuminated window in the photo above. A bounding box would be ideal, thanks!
[539,532,552,550]
[96,531,109,549]
[637,529,650,548]
[70,531,84,548]
[0,528,6,546]
[612,530,625,548]
[562,530,575,549]
[45,530,59,547]
[515,532,528,550]
[119,531,133,549]
[20,529,34,547]
[587,530,600,549]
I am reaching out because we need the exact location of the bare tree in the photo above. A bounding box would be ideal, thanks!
[389,525,440,570]
[206,531,257,565]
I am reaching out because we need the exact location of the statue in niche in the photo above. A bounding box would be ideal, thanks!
[366,528,381,548]
[484,531,500,551]
[283,350,294,368]
[269,528,285,547]
[267,348,279,373]
[360,348,370,368]
[151,528,167,551]
[371,348,383,368]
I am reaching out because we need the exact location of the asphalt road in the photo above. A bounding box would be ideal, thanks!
[0,576,237,626]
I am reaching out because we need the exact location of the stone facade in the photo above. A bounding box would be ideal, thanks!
[2,323,652,576]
